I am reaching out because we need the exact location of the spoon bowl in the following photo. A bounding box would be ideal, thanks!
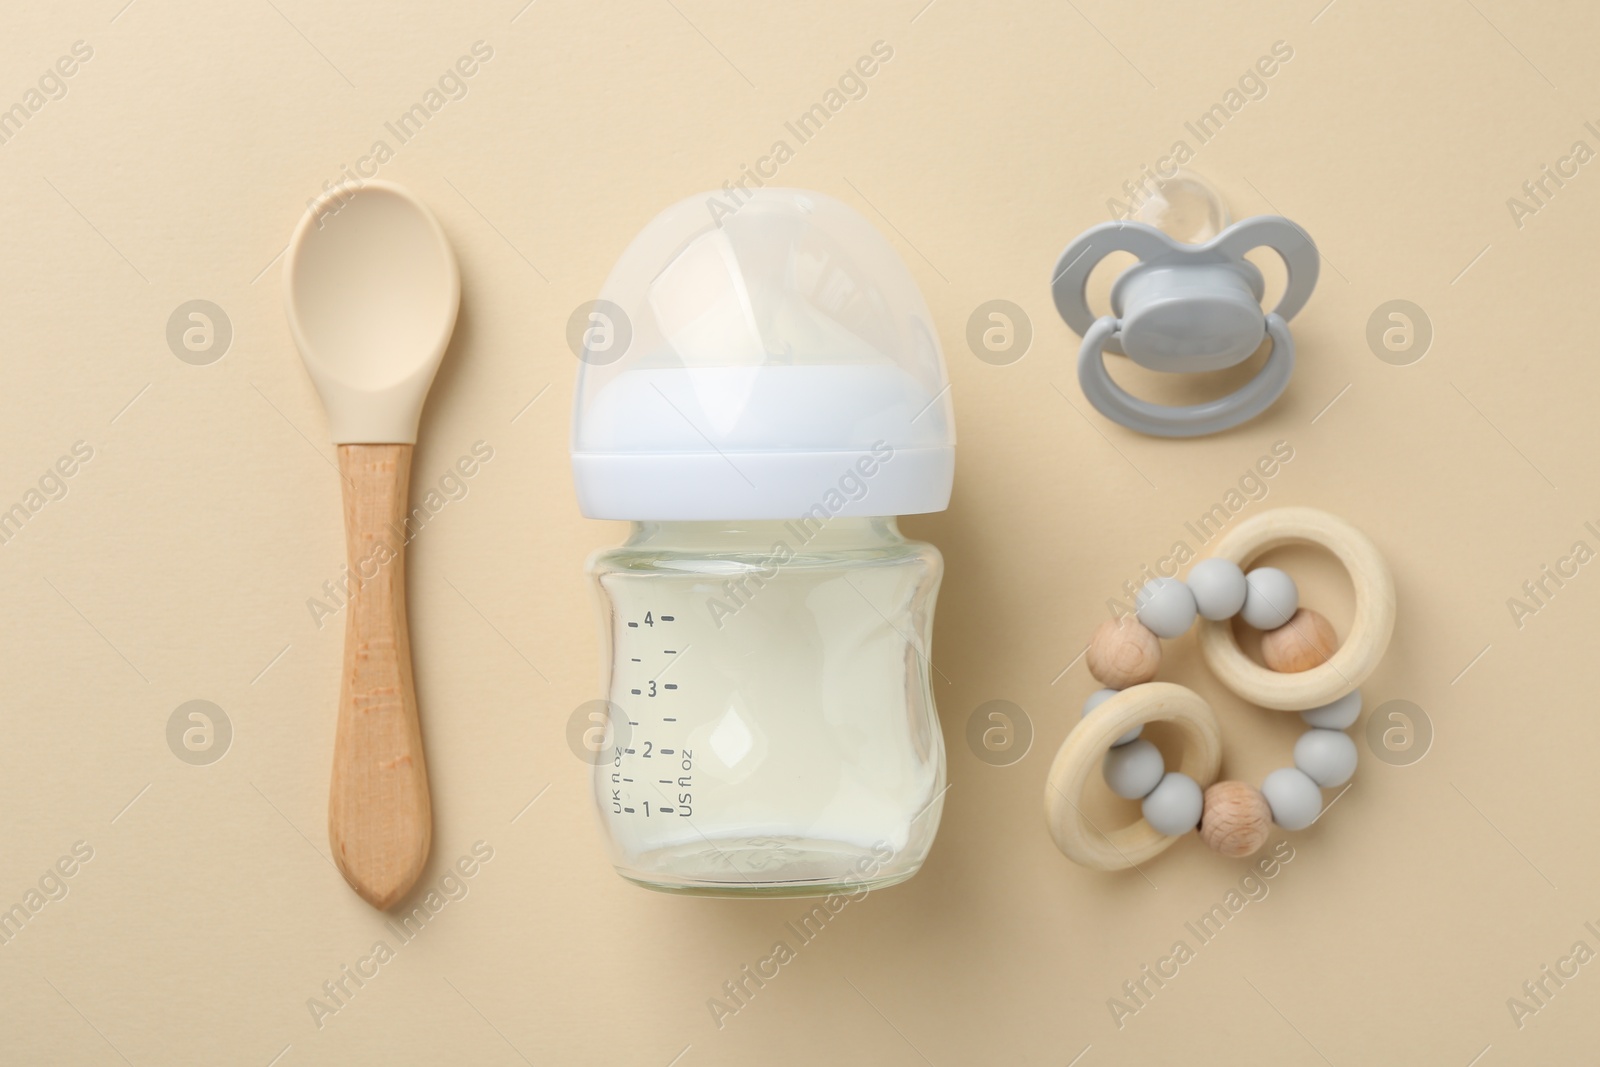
[285,181,459,443]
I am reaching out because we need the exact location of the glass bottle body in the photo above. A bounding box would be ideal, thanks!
[586,517,945,897]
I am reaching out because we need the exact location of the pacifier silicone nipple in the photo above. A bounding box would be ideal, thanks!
[1133,170,1231,244]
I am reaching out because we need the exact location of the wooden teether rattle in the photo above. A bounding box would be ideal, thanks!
[1044,507,1396,869]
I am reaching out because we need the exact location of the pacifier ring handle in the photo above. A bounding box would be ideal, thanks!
[1077,313,1295,437]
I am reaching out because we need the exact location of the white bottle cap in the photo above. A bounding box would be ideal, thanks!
[571,189,955,521]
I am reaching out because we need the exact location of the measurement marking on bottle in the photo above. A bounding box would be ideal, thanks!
[627,622,639,628]
[623,807,635,813]
[628,721,639,726]
[660,807,674,813]
[663,649,677,654]
[660,748,675,755]
[659,779,672,784]
[630,657,641,662]
[661,615,675,621]
[622,777,633,782]
[630,689,641,695]
[624,748,636,754]
[664,684,678,690]
[663,717,677,722]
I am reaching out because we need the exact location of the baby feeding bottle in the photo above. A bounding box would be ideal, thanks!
[570,189,956,896]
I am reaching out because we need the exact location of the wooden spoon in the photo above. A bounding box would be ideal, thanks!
[283,180,459,909]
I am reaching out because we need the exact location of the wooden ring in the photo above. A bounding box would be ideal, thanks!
[1043,682,1223,871]
[1197,506,1396,711]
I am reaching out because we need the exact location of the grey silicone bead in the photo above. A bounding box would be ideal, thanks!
[1242,567,1299,630]
[1186,558,1248,621]
[1300,690,1361,730]
[1084,688,1141,746]
[1103,739,1165,800]
[1261,767,1323,830]
[1135,577,1197,638]
[1294,728,1358,788]
[1141,772,1204,836]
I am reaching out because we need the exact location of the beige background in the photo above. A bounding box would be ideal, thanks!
[3,1,1597,1063]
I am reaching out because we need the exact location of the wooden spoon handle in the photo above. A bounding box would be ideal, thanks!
[329,443,432,909]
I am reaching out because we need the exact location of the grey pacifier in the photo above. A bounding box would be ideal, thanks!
[1051,215,1320,437]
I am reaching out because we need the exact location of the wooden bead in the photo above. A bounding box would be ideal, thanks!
[1260,608,1339,673]
[1199,781,1272,858]
[1086,617,1162,689]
